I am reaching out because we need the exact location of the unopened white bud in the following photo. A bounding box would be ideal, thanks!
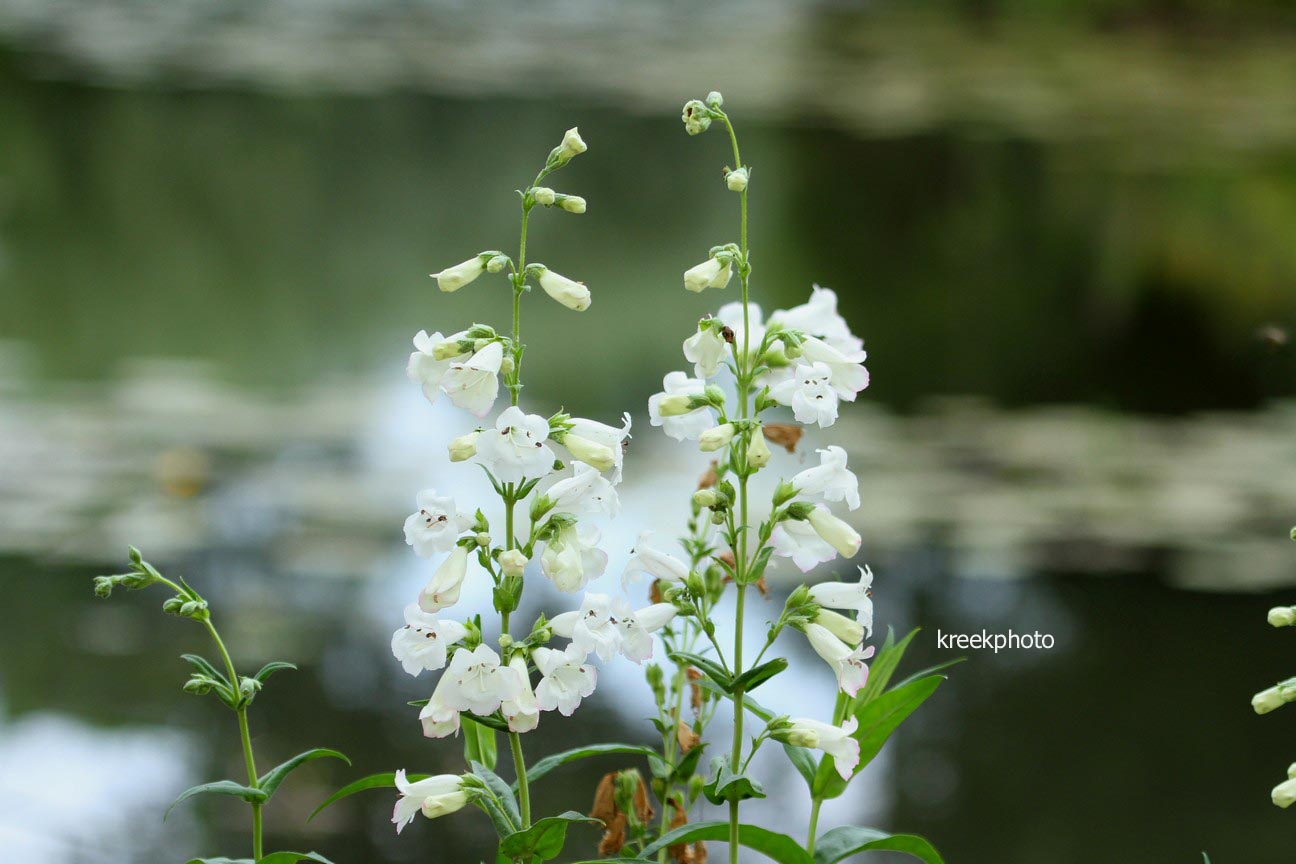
[433,340,469,361]
[448,431,479,462]
[747,428,772,469]
[682,100,711,136]
[558,127,587,161]
[1270,607,1296,627]
[499,549,528,578]
[815,608,864,646]
[1253,685,1296,715]
[563,434,615,471]
[486,255,508,274]
[536,267,591,312]
[533,187,556,206]
[699,423,735,452]
[683,257,732,293]
[726,167,749,192]
[559,195,586,214]
[786,728,818,748]
[1274,777,1296,809]
[430,257,486,293]
[706,91,724,109]
[656,394,693,417]
[806,507,861,558]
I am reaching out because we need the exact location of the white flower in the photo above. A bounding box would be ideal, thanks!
[406,330,457,403]
[393,770,468,833]
[448,431,479,462]
[809,566,874,637]
[441,341,504,418]
[699,423,735,452]
[533,644,597,716]
[684,257,732,293]
[545,462,620,517]
[391,604,468,676]
[768,285,862,353]
[787,718,860,780]
[792,446,860,511]
[800,337,870,400]
[1275,777,1296,809]
[771,515,838,572]
[567,414,631,482]
[807,506,862,558]
[1270,607,1296,627]
[623,530,690,589]
[684,325,728,379]
[430,256,486,293]
[648,372,716,441]
[769,361,839,427]
[502,655,540,733]
[558,127,587,160]
[550,592,621,661]
[726,167,749,192]
[499,549,528,578]
[418,546,470,612]
[403,489,469,557]
[419,673,461,739]
[536,267,591,311]
[540,524,608,593]
[803,623,874,696]
[560,434,615,472]
[717,301,767,361]
[475,406,556,483]
[441,644,521,716]
[615,600,678,663]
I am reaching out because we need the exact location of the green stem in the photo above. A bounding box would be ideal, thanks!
[807,797,823,855]
[510,730,531,828]
[202,617,263,861]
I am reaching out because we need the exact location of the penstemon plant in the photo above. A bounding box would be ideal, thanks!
[1253,528,1296,810]
[93,548,347,864]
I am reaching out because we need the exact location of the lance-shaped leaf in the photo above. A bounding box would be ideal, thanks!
[498,812,601,861]
[782,743,819,789]
[258,749,350,799]
[669,651,732,692]
[810,826,944,864]
[853,628,911,706]
[463,717,498,772]
[184,858,254,864]
[310,772,423,821]
[472,760,521,837]
[252,661,298,684]
[166,781,267,820]
[702,756,766,805]
[256,854,335,864]
[730,657,788,694]
[524,743,667,787]
[636,820,812,864]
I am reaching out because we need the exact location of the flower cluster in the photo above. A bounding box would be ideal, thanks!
[1255,535,1296,809]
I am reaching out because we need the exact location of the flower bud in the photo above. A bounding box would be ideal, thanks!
[499,549,528,578]
[772,480,797,507]
[556,127,587,162]
[699,423,736,452]
[536,266,591,312]
[532,187,556,206]
[1253,680,1296,714]
[747,429,772,469]
[693,489,720,509]
[162,596,185,615]
[562,433,616,471]
[474,532,491,547]
[486,254,509,273]
[726,167,749,192]
[815,608,864,645]
[183,677,215,696]
[656,394,694,417]
[683,257,732,293]
[682,99,712,135]
[430,256,488,293]
[1270,607,1296,627]
[448,431,479,462]
[1275,777,1296,809]
[92,577,114,598]
[706,91,724,108]
[557,194,586,214]
[807,507,861,558]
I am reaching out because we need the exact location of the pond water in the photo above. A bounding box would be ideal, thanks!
[3,4,1296,863]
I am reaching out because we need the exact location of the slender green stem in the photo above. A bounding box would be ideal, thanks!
[202,617,263,861]
[807,797,823,855]
[509,730,531,828]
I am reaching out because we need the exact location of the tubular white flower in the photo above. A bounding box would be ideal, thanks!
[814,608,865,646]
[771,516,838,572]
[533,644,597,716]
[545,462,620,517]
[616,599,678,663]
[768,285,862,354]
[684,326,727,379]
[806,506,862,558]
[1274,778,1296,809]
[558,127,587,160]
[475,406,556,483]
[418,546,469,612]
[684,256,732,293]
[803,623,875,696]
[441,644,521,716]
[623,530,690,589]
[561,433,616,472]
[502,655,540,733]
[441,341,503,418]
[447,431,479,462]
[726,167,749,192]
[792,445,860,511]
[403,488,469,557]
[648,371,716,441]
[800,337,870,401]
[393,770,468,833]
[540,523,608,593]
[407,330,458,403]
[699,423,735,452]
[551,592,621,661]
[430,256,486,293]
[567,414,631,482]
[809,565,873,637]
[536,267,591,311]
[769,361,840,427]
[391,604,469,676]
[419,673,461,739]
[787,718,860,780]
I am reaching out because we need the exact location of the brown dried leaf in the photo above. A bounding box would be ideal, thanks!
[762,423,804,453]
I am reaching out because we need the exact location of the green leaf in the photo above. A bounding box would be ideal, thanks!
[180,654,231,689]
[813,674,944,800]
[524,743,667,787]
[253,661,298,683]
[635,820,812,864]
[463,717,499,772]
[472,761,521,837]
[731,657,788,694]
[310,772,421,821]
[498,811,601,861]
[184,859,254,864]
[257,853,335,864]
[854,628,913,706]
[890,657,965,690]
[258,749,350,799]
[811,826,944,864]
[782,743,818,789]
[166,781,267,820]
[463,710,511,733]
[669,651,732,691]
[703,756,766,805]
[671,742,707,783]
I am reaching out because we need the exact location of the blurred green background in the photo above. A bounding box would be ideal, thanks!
[3,1,1296,862]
